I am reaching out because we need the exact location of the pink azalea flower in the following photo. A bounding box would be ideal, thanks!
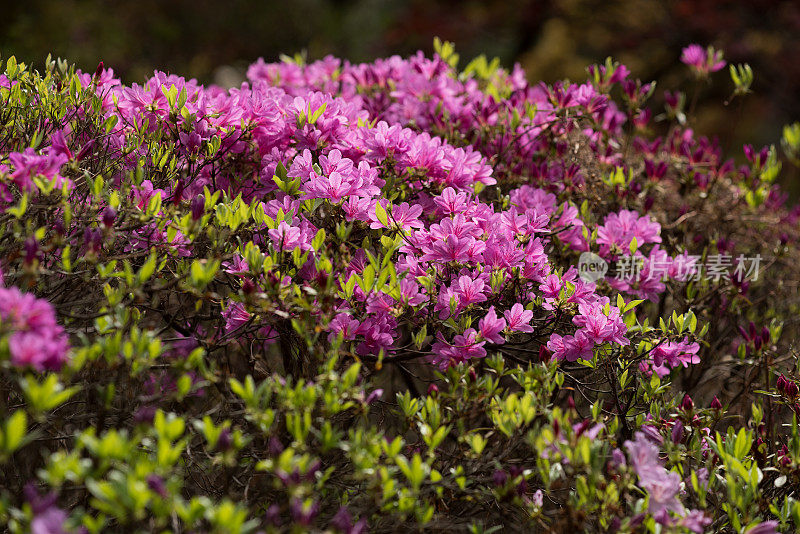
[455,275,487,308]
[369,201,424,230]
[268,221,304,251]
[681,44,726,75]
[479,306,507,344]
[222,301,251,333]
[430,328,487,369]
[504,303,534,333]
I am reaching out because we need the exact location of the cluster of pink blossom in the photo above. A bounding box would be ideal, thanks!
[0,273,69,371]
[623,432,711,532]
[2,42,772,379]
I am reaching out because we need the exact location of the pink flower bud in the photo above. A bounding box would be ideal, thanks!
[241,279,256,295]
[76,139,95,161]
[216,428,232,452]
[672,420,684,444]
[101,206,116,228]
[171,180,185,205]
[777,374,788,393]
[190,195,205,220]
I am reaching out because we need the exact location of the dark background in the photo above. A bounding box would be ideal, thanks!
[2,0,799,173]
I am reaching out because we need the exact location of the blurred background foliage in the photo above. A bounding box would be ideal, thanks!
[2,0,799,179]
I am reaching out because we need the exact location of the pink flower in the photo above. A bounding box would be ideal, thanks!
[306,171,354,203]
[547,329,596,362]
[648,338,700,377]
[8,148,70,192]
[573,303,628,346]
[422,235,474,263]
[433,187,469,215]
[479,306,506,344]
[223,254,250,275]
[8,332,68,371]
[539,274,563,300]
[222,301,251,333]
[268,221,304,251]
[597,209,661,257]
[681,44,726,75]
[369,202,424,230]
[0,287,69,371]
[430,328,487,369]
[624,432,685,517]
[455,275,487,308]
[743,521,779,534]
[503,303,534,333]
[328,313,361,342]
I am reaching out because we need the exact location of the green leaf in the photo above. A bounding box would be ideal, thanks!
[2,410,27,454]
[137,253,157,284]
[6,56,18,78]
[103,115,118,133]
[146,191,162,217]
[375,202,389,227]
[311,228,326,251]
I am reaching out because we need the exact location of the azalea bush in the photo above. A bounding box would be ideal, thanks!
[0,41,800,533]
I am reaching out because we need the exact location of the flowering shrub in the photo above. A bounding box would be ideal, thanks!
[0,42,799,532]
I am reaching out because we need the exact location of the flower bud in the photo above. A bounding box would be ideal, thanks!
[146,474,168,498]
[190,194,205,220]
[365,388,383,404]
[265,504,282,526]
[23,238,38,264]
[330,507,353,532]
[94,61,104,79]
[53,218,65,236]
[241,278,256,295]
[134,405,156,424]
[538,345,550,362]
[737,325,749,340]
[492,470,508,487]
[611,448,626,469]
[778,445,791,467]
[777,374,788,392]
[786,380,799,398]
[216,427,232,452]
[710,396,723,410]
[76,139,95,161]
[268,436,284,456]
[427,383,439,396]
[629,513,645,528]
[101,206,116,228]
[671,420,684,444]
[680,394,694,412]
[171,180,185,205]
